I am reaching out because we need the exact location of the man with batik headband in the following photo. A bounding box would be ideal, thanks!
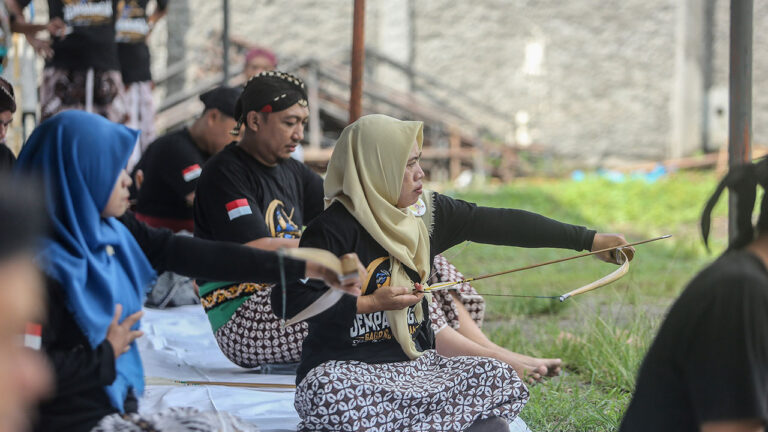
[117,0,168,171]
[193,71,322,369]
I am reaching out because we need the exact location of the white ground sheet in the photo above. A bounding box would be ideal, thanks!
[138,305,532,432]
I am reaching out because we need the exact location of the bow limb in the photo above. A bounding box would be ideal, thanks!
[558,250,630,302]
[284,288,345,326]
[278,247,359,326]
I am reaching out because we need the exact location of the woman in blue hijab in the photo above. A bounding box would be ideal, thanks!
[15,111,360,432]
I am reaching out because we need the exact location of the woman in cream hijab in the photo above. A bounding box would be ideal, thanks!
[275,114,631,432]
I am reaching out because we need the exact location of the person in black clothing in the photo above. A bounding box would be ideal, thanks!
[193,71,324,369]
[15,111,360,432]
[273,114,633,431]
[0,177,52,432]
[36,0,128,122]
[133,86,240,232]
[620,160,768,432]
[117,0,168,170]
[0,77,17,170]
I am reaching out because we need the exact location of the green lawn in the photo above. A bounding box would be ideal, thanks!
[441,171,729,431]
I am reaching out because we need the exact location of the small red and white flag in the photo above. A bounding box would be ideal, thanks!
[182,164,202,182]
[226,199,252,221]
[24,322,42,350]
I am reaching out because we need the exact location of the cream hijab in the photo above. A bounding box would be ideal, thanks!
[324,114,431,359]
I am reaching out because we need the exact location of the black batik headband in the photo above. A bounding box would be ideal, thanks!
[231,71,308,135]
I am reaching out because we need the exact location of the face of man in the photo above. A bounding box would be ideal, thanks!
[244,55,275,79]
[0,111,13,144]
[248,103,308,166]
[203,109,240,155]
[0,255,52,432]
[396,140,424,208]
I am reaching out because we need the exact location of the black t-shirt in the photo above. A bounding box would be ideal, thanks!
[116,0,167,83]
[620,250,768,432]
[133,128,209,221]
[273,193,596,383]
[46,0,120,71]
[0,142,15,171]
[193,143,325,244]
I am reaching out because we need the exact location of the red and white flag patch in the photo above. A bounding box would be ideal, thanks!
[226,199,252,221]
[182,164,202,182]
[24,322,42,350]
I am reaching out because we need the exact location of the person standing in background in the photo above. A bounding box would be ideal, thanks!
[116,0,167,171]
[38,0,127,123]
[242,46,277,81]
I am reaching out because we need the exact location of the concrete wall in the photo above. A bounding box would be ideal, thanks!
[144,0,768,165]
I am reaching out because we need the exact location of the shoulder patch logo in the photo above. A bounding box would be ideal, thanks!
[226,199,252,221]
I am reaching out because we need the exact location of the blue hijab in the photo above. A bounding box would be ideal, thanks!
[15,111,156,411]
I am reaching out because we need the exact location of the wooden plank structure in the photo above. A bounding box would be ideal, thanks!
[154,48,519,181]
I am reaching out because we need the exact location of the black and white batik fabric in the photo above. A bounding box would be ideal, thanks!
[214,285,308,368]
[429,254,486,332]
[295,350,528,431]
[91,407,258,431]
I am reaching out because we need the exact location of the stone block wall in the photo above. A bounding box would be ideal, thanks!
[146,0,768,164]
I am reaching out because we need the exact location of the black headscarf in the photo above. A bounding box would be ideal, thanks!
[701,157,768,250]
[231,71,307,135]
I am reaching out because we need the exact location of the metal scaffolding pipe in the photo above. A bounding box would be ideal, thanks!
[349,0,365,123]
[728,0,753,241]
[222,0,230,85]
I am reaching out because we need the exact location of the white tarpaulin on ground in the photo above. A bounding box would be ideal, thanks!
[138,305,532,432]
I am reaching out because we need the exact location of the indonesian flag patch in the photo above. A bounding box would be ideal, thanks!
[182,164,202,182]
[24,322,42,350]
[226,199,252,221]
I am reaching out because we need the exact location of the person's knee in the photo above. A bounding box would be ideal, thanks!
[466,416,509,432]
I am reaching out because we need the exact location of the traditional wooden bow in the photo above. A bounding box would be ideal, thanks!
[426,235,670,301]
[278,235,670,324]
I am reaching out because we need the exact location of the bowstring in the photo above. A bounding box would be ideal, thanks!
[475,293,561,300]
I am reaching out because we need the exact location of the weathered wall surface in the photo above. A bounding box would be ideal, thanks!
[145,0,768,164]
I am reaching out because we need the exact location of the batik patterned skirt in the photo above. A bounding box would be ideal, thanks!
[295,350,528,431]
[429,254,486,332]
[40,67,128,123]
[91,407,258,431]
[201,255,484,369]
[200,281,307,368]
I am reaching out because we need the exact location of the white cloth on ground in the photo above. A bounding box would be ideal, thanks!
[138,305,532,432]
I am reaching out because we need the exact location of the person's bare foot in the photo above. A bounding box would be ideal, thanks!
[515,352,562,377]
[494,351,562,384]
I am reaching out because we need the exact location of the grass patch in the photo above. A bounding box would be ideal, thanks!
[440,171,728,430]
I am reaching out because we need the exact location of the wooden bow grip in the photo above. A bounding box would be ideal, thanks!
[339,254,359,282]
